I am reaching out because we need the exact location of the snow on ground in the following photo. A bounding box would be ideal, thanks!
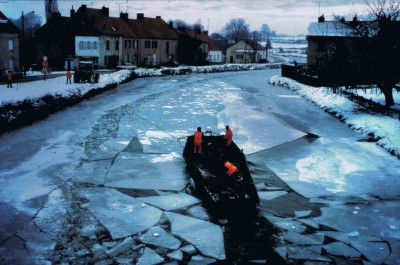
[270,76,400,158]
[1,65,399,159]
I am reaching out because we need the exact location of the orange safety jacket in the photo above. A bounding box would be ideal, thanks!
[194,131,203,143]
[224,162,238,176]
[224,129,233,146]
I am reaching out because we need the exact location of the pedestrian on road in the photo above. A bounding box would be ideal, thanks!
[194,127,203,154]
[66,70,72,84]
[6,70,13,88]
[223,125,233,147]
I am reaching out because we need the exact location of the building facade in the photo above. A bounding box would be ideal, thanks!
[0,11,20,73]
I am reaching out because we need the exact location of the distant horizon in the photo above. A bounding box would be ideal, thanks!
[0,0,368,35]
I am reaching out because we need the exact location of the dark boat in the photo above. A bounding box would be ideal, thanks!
[183,131,260,212]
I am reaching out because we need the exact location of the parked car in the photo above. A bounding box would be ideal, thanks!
[73,61,99,83]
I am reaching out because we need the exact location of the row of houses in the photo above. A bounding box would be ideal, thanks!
[0,5,269,73]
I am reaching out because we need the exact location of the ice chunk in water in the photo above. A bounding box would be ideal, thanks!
[137,247,164,265]
[165,212,225,260]
[73,160,110,185]
[283,231,322,245]
[323,242,361,258]
[138,226,181,250]
[76,187,162,239]
[258,190,287,201]
[85,138,131,161]
[137,193,200,211]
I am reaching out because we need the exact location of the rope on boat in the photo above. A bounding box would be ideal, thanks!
[109,96,186,148]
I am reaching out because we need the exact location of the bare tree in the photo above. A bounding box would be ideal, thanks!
[364,0,400,106]
[222,18,250,42]
[45,0,59,22]
[332,0,400,106]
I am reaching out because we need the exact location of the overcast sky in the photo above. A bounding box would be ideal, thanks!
[1,0,369,35]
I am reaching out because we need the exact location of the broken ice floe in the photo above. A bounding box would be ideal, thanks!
[165,211,226,260]
[84,137,131,161]
[257,190,287,201]
[75,187,162,239]
[72,160,111,185]
[138,226,181,250]
[137,193,200,211]
[105,153,186,191]
[137,247,164,265]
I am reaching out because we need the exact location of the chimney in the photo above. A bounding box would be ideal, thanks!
[318,14,325,23]
[156,16,161,19]
[137,13,144,20]
[81,4,87,10]
[204,30,208,35]
[70,5,75,17]
[169,21,173,28]
[101,6,109,17]
[120,12,128,21]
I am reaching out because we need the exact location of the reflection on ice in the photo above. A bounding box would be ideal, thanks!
[165,212,226,260]
[76,187,162,239]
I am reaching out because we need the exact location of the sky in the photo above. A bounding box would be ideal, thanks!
[0,0,369,35]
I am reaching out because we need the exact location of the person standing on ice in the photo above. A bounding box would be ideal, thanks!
[66,70,72,84]
[6,70,13,88]
[223,125,233,147]
[193,127,203,154]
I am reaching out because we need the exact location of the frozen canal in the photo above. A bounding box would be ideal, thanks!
[0,69,399,264]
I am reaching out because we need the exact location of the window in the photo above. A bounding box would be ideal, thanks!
[8,39,13,51]
[152,41,157,49]
[86,41,91,49]
[236,54,244,59]
[106,40,110,50]
[93,41,98,50]
[166,41,169,55]
[125,40,128,49]
[79,41,84,50]
[115,40,119,50]
[134,40,139,49]
[8,59,14,70]
[145,41,151,48]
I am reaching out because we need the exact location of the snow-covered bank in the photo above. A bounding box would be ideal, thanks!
[0,64,279,134]
[270,76,400,158]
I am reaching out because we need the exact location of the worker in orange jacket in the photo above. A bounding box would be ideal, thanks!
[224,161,238,177]
[223,125,233,146]
[193,127,203,154]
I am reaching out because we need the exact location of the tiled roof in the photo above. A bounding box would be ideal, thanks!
[0,11,20,34]
[36,13,99,38]
[75,5,177,40]
[176,29,220,50]
[227,39,266,50]
[128,17,178,40]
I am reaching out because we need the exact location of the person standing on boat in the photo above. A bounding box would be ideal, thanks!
[194,127,203,154]
[224,161,238,178]
[223,125,233,147]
